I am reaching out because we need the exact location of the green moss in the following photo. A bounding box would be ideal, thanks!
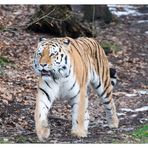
[132,124,148,143]
[0,56,10,66]
[0,138,10,144]
[0,56,14,76]
[100,41,121,55]
[15,135,29,143]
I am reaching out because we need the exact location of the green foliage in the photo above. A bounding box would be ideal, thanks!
[0,56,10,66]
[15,135,28,143]
[0,56,11,76]
[100,40,121,55]
[132,124,148,143]
[0,138,10,144]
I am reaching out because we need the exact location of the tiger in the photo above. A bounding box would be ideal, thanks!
[33,37,119,142]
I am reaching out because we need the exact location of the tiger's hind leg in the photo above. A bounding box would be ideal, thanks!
[70,87,89,137]
[102,95,119,128]
[94,78,119,128]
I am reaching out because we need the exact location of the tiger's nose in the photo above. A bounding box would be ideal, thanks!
[40,64,47,67]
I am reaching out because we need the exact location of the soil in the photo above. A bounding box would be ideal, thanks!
[0,5,147,143]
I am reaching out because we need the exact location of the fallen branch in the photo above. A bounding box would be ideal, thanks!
[26,8,56,29]
[48,115,69,122]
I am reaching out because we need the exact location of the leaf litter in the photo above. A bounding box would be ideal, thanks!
[0,5,148,143]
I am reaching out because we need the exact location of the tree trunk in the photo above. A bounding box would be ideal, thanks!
[82,5,113,24]
[27,5,92,38]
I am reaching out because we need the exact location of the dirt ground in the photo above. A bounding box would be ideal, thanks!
[0,5,148,143]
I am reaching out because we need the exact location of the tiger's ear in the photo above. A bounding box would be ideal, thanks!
[39,37,47,42]
[63,38,70,45]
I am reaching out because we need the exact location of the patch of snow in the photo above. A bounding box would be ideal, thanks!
[139,118,148,124]
[124,89,148,97]
[125,93,137,97]
[108,5,117,11]
[135,106,148,112]
[3,138,9,142]
[138,53,147,56]
[120,106,148,113]
[102,124,109,128]
[117,112,126,116]
[137,20,148,23]
[137,90,148,95]
[120,108,134,112]
[108,5,148,17]
[120,127,134,132]
[119,117,125,120]
[131,114,137,117]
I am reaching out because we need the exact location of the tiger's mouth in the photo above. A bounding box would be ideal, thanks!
[41,69,52,77]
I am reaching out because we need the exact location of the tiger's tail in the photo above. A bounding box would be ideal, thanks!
[110,68,117,87]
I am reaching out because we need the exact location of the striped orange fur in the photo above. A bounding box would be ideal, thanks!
[33,37,119,142]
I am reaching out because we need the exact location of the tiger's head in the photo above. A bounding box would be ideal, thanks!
[33,37,71,80]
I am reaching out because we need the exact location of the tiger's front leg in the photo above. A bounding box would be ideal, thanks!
[34,82,55,142]
[70,88,89,137]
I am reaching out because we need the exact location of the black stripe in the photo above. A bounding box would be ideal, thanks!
[97,44,102,66]
[65,69,71,78]
[45,104,49,109]
[39,87,51,102]
[95,50,100,72]
[59,47,61,52]
[95,81,101,89]
[106,91,112,98]
[71,103,77,109]
[55,43,58,46]
[71,42,82,58]
[70,89,80,100]
[71,42,79,51]
[53,76,58,84]
[79,39,92,51]
[106,107,112,110]
[65,56,67,64]
[60,54,64,62]
[104,78,108,89]
[103,99,111,105]
[100,82,110,97]
[111,81,115,86]
[69,81,76,91]
[102,65,105,81]
[45,81,52,88]
[66,65,72,78]
[85,39,95,52]
[87,38,98,55]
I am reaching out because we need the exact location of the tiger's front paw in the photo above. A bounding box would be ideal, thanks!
[71,128,87,138]
[36,120,50,142]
